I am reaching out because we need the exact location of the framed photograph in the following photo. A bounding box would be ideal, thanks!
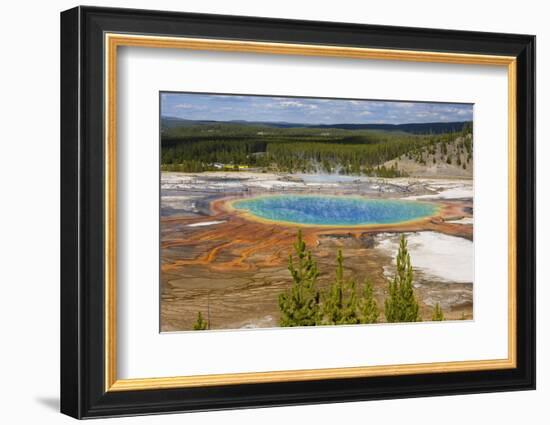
[60,6,535,419]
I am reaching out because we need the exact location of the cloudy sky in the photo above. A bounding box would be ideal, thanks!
[161,92,473,125]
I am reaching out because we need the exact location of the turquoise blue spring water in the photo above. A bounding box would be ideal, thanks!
[232,195,437,226]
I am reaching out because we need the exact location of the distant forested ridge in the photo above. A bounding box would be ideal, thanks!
[161,119,473,176]
[161,117,470,134]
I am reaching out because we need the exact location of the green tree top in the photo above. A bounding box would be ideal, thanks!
[432,302,445,321]
[359,278,379,324]
[278,230,321,327]
[384,235,421,323]
[322,250,360,325]
[193,311,208,330]
[287,229,319,288]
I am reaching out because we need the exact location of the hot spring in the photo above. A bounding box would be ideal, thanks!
[231,195,438,227]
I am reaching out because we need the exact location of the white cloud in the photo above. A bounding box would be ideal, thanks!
[279,100,304,108]
[277,100,319,110]
[365,102,387,107]
[394,102,415,109]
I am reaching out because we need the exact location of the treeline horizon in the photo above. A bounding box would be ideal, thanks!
[162,116,472,133]
[161,121,473,176]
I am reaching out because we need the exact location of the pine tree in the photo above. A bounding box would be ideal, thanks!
[359,279,379,324]
[193,311,208,330]
[322,250,360,325]
[279,230,321,326]
[431,303,445,321]
[384,235,421,323]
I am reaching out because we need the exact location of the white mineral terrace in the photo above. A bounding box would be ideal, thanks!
[376,231,473,283]
[161,171,474,198]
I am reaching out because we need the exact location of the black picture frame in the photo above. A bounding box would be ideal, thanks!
[60,5,536,419]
